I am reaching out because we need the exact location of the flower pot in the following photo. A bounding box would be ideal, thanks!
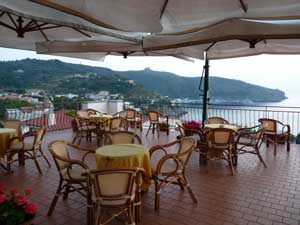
[158,124,169,132]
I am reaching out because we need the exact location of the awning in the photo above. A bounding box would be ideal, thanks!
[1,1,300,61]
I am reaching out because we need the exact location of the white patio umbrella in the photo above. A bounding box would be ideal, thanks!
[2,1,300,122]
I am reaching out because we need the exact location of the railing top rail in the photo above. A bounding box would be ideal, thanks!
[208,103,300,109]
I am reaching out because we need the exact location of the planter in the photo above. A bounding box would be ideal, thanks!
[182,123,201,136]
[158,123,169,132]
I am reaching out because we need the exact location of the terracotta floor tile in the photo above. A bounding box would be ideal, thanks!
[1,128,300,225]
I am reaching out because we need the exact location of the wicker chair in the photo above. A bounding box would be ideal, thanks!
[77,109,90,119]
[150,137,197,210]
[72,117,97,145]
[105,131,142,145]
[47,140,94,224]
[176,120,205,163]
[205,117,229,124]
[87,168,144,225]
[114,109,143,132]
[6,126,51,174]
[204,128,237,175]
[146,111,169,137]
[2,120,22,136]
[87,108,105,116]
[236,124,266,167]
[103,117,127,133]
[258,118,291,155]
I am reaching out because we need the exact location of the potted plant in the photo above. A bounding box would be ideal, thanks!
[182,120,202,136]
[182,120,202,129]
[0,184,37,225]
[158,122,169,132]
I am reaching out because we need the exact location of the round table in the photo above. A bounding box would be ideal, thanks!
[95,144,152,191]
[0,128,17,158]
[204,123,239,132]
[89,114,112,122]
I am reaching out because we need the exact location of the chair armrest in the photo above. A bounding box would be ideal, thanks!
[155,154,180,175]
[149,140,180,156]
[23,131,35,138]
[282,124,291,134]
[8,136,24,148]
[67,142,96,162]
[149,146,168,157]
[66,160,90,180]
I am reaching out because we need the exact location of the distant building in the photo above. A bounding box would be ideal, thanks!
[128,80,135,85]
[55,93,78,98]
[14,69,24,73]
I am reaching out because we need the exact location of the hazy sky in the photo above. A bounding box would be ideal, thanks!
[1,47,300,98]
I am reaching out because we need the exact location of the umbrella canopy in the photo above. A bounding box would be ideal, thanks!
[35,18,300,60]
[1,1,300,60]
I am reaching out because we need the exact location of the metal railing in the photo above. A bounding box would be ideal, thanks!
[128,102,300,136]
[1,100,300,137]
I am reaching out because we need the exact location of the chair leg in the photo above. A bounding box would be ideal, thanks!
[228,152,235,175]
[154,179,160,210]
[32,151,42,174]
[128,203,135,225]
[34,158,43,174]
[256,149,267,168]
[177,178,185,190]
[6,153,13,173]
[134,187,142,223]
[146,124,152,136]
[287,134,291,152]
[140,121,143,132]
[274,137,277,156]
[63,184,70,200]
[48,180,63,216]
[39,148,51,167]
[18,152,25,165]
[72,133,77,144]
[180,176,197,204]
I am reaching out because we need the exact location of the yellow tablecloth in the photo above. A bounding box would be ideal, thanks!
[89,114,112,122]
[96,144,152,191]
[204,124,239,132]
[0,128,17,158]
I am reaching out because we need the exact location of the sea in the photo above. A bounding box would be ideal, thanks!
[175,96,300,135]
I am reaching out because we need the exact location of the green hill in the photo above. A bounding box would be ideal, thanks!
[0,59,286,102]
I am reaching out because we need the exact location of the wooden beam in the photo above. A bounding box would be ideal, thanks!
[7,13,18,29]
[144,34,300,51]
[160,0,169,19]
[73,28,92,38]
[34,21,49,41]
[238,0,248,12]
[0,20,17,31]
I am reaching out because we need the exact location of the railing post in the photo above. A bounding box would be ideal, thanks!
[202,52,209,126]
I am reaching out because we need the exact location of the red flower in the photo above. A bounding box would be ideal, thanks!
[24,188,32,195]
[0,183,3,194]
[15,195,27,206]
[9,188,17,196]
[0,194,5,204]
[25,203,38,214]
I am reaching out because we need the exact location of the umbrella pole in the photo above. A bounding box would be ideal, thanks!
[202,52,209,126]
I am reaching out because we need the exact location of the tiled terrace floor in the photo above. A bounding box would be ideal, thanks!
[1,129,300,225]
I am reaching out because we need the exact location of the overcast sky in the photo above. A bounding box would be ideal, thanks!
[1,47,299,98]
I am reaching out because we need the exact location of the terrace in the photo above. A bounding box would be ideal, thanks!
[1,127,300,225]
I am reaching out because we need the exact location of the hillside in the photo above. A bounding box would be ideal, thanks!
[0,59,286,102]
